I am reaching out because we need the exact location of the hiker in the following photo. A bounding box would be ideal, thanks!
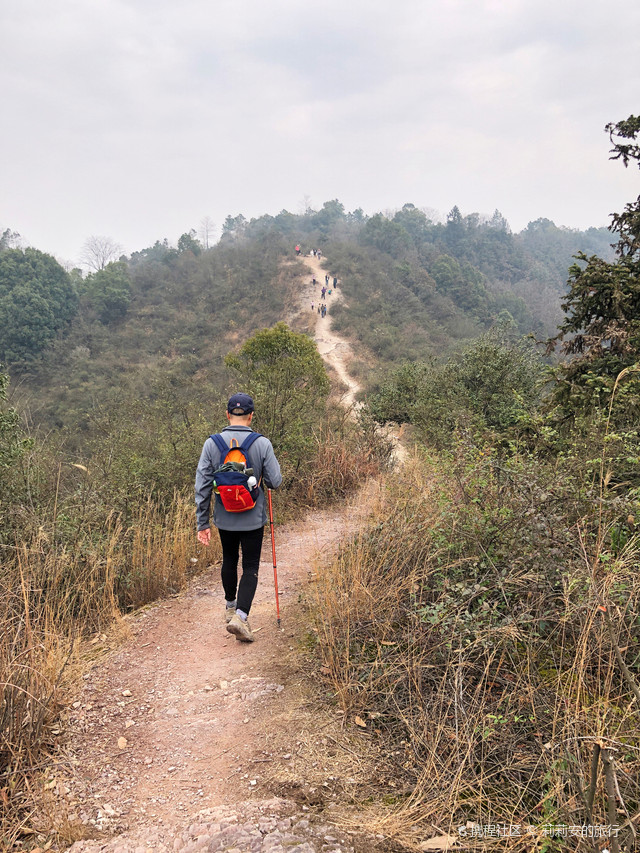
[195,393,282,643]
[333,277,338,288]
[321,286,326,299]
[311,302,314,311]
[325,275,329,286]
[295,244,301,256]
[317,250,322,259]
[328,289,332,296]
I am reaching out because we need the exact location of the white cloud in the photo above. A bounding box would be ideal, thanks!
[1,0,639,259]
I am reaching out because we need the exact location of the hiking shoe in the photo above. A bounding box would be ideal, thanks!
[226,613,254,642]
[225,607,236,624]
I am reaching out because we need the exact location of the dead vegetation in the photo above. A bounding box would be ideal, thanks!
[0,495,214,848]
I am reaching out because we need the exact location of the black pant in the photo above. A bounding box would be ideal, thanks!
[218,527,264,615]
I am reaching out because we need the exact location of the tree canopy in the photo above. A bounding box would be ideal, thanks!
[549,114,640,424]
[225,322,330,461]
[0,248,77,362]
[84,261,132,324]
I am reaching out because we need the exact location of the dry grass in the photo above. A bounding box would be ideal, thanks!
[0,493,214,847]
[279,417,391,518]
[309,451,640,852]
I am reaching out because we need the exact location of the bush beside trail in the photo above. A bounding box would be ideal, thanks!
[310,439,640,850]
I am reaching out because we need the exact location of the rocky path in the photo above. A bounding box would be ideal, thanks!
[58,496,385,852]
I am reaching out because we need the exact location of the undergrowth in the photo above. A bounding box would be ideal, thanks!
[311,441,640,852]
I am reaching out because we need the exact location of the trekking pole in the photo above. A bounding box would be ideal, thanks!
[267,488,281,627]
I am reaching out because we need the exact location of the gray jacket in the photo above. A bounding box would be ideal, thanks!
[195,426,282,532]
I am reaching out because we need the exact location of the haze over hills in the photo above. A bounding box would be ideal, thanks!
[1,201,613,440]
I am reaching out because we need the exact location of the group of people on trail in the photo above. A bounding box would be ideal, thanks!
[195,393,282,644]
[314,271,339,320]
[323,274,338,289]
[294,245,322,260]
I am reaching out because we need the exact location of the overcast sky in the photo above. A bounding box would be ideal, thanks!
[1,0,639,264]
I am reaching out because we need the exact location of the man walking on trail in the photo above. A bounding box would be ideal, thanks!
[195,393,282,643]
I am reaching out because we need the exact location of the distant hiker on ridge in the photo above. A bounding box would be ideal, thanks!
[195,393,282,643]
[295,244,301,256]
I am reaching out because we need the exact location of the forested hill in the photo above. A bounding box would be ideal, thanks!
[1,204,612,437]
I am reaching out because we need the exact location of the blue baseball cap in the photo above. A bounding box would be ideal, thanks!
[227,392,254,415]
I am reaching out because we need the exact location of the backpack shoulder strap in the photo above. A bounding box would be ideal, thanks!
[239,432,262,451]
[210,433,229,464]
[239,432,262,470]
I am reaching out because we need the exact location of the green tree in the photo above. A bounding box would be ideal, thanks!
[177,230,202,255]
[0,228,21,251]
[310,199,346,235]
[431,254,489,314]
[454,320,543,430]
[221,214,247,241]
[0,248,77,362]
[84,261,132,323]
[367,321,544,446]
[393,203,429,243]
[0,370,25,472]
[445,205,464,247]
[361,214,411,256]
[224,322,330,461]
[549,114,640,423]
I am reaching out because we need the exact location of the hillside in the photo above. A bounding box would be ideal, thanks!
[3,203,612,443]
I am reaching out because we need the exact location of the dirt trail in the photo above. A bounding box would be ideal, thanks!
[55,257,392,852]
[60,500,375,851]
[299,256,361,410]
[299,254,408,465]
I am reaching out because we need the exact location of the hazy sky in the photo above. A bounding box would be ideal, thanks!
[2,0,639,264]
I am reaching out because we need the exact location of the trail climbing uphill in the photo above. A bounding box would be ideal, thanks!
[299,253,407,464]
[299,256,361,410]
